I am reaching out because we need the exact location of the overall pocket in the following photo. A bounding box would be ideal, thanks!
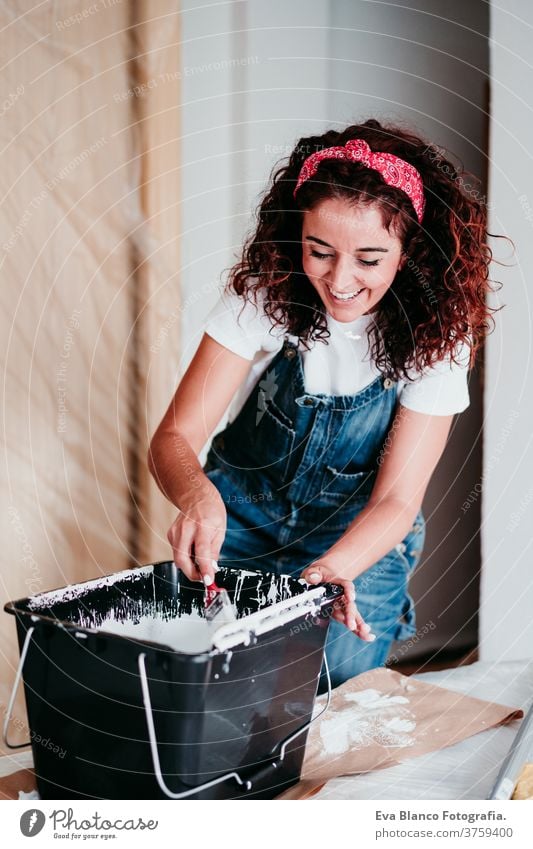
[319,465,375,506]
[394,511,426,575]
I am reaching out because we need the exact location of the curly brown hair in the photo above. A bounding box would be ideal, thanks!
[223,118,500,380]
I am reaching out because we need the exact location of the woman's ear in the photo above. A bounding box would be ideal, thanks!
[399,251,408,271]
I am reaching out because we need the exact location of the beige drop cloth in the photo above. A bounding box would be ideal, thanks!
[0,768,35,801]
[278,666,523,799]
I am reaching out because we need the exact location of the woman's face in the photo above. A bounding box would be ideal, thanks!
[301,198,405,321]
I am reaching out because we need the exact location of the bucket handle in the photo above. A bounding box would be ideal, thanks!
[138,652,252,798]
[137,650,332,799]
[277,653,331,762]
[2,626,35,750]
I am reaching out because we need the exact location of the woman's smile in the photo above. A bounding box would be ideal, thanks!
[322,284,367,308]
[326,283,366,303]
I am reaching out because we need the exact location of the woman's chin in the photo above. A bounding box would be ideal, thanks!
[325,297,368,321]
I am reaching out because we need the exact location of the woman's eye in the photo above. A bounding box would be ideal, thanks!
[310,249,380,267]
[309,249,380,268]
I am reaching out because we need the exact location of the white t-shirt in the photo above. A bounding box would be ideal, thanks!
[203,287,471,423]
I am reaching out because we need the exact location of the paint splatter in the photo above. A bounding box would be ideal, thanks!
[317,688,417,756]
[26,565,154,609]
[19,562,318,654]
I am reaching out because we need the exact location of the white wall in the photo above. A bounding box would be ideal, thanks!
[180,0,330,365]
[480,1,533,660]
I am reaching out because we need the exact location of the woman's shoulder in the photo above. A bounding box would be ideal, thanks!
[399,337,472,416]
[203,283,285,361]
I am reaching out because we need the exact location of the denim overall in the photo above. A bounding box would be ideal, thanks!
[203,335,426,689]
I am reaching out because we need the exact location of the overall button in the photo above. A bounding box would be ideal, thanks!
[284,347,296,359]
[383,377,394,389]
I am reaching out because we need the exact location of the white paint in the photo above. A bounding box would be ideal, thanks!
[24,565,318,654]
[24,564,216,653]
[26,565,154,609]
[96,611,213,654]
[18,790,40,801]
[316,688,417,756]
[27,565,298,612]
[344,689,409,708]
[211,586,326,652]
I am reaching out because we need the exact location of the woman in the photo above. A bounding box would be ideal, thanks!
[148,119,495,689]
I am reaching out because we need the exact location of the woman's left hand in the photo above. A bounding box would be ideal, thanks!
[300,561,376,641]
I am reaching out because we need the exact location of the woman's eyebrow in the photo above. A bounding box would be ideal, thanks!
[305,235,389,252]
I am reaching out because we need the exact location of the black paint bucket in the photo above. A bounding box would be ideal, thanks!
[4,562,342,800]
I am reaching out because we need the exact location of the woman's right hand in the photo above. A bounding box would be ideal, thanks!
[167,480,227,585]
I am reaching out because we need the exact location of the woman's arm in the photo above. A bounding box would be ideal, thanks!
[301,404,454,585]
[148,332,252,579]
[150,332,252,450]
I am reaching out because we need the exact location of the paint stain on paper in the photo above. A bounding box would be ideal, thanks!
[317,688,417,756]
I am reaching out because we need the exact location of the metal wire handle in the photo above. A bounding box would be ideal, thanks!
[278,652,331,762]
[137,651,332,799]
[137,652,251,798]
[2,626,35,749]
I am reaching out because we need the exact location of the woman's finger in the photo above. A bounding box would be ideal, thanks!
[353,607,376,641]
[302,566,324,584]
[192,533,218,585]
[335,580,375,639]
[168,520,198,580]
[343,594,358,631]
[210,526,226,562]
[341,583,356,606]
[300,571,376,639]
[336,580,355,625]
[330,596,344,619]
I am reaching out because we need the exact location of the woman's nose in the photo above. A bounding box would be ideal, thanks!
[327,257,360,293]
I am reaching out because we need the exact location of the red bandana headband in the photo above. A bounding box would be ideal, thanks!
[293,138,425,223]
